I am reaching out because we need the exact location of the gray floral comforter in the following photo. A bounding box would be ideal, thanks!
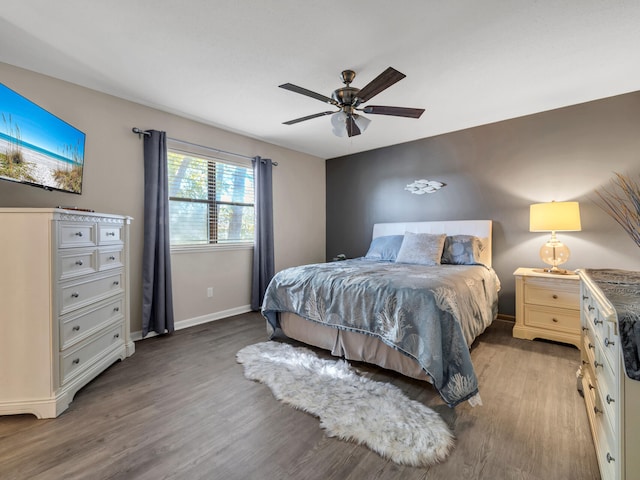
[261,259,501,407]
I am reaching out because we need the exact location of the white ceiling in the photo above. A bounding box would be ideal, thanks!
[1,1,640,160]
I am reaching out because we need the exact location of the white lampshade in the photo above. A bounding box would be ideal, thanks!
[353,114,371,132]
[529,201,581,274]
[331,111,348,137]
[530,201,581,232]
[330,112,370,137]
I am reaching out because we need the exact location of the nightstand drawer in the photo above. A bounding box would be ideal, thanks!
[513,268,581,349]
[523,304,579,332]
[524,280,580,310]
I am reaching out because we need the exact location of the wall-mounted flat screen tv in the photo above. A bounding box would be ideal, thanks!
[0,82,86,194]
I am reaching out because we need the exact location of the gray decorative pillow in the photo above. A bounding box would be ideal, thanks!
[395,232,446,266]
[365,235,404,261]
[441,235,484,265]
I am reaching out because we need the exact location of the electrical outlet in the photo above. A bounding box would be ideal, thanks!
[207,287,213,298]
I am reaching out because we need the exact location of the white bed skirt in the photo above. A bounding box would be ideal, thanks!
[279,312,432,383]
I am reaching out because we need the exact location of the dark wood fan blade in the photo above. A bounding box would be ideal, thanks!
[283,111,336,125]
[279,83,337,105]
[362,105,425,118]
[356,67,406,103]
[346,115,361,137]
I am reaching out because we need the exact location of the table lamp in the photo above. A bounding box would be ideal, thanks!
[529,201,581,274]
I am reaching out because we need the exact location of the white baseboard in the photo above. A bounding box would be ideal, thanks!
[131,304,253,341]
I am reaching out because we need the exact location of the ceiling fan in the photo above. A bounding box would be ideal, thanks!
[279,67,425,137]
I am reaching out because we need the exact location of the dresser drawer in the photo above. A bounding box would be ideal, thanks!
[595,409,617,480]
[585,300,618,377]
[597,365,618,433]
[582,370,617,480]
[98,246,123,271]
[599,325,619,380]
[58,248,98,280]
[60,296,124,350]
[59,271,124,315]
[60,323,124,385]
[58,222,96,248]
[98,224,123,245]
[524,280,580,310]
[523,304,579,333]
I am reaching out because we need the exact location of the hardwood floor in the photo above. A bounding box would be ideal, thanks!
[0,314,599,480]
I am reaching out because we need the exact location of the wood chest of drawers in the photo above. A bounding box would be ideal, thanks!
[0,208,134,418]
[579,269,640,480]
[513,267,581,349]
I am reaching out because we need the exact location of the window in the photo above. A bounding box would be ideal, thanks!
[167,147,254,246]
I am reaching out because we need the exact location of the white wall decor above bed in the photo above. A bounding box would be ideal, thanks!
[405,179,445,195]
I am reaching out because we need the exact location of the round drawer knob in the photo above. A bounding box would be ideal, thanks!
[606,453,615,463]
[113,280,120,286]
[604,337,615,347]
[75,260,83,266]
[74,231,83,237]
[72,325,80,331]
[588,343,595,350]
[594,361,603,369]
[594,406,603,414]
[552,318,558,323]
[594,319,603,325]
[71,292,79,298]
[108,256,116,261]
[588,305,595,311]
[606,394,615,404]
[113,333,120,339]
[588,383,595,390]
[72,358,80,365]
[552,294,558,299]
[113,307,120,312]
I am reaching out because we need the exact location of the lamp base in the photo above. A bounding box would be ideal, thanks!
[532,267,576,275]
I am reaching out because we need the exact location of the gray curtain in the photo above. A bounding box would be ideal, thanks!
[142,130,175,336]
[251,156,275,311]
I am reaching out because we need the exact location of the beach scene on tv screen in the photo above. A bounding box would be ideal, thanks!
[0,83,86,194]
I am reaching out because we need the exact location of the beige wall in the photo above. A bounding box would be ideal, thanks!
[0,62,326,334]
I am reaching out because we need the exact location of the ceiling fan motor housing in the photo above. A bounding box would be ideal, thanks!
[332,86,361,110]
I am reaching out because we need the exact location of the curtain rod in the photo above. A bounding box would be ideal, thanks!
[131,127,277,165]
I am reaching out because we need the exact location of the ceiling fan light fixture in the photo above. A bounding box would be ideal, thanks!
[353,113,371,133]
[331,111,348,137]
[330,111,370,137]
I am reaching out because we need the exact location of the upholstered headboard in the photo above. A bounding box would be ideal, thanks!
[372,220,493,267]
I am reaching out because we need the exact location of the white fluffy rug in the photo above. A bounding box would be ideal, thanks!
[236,341,454,467]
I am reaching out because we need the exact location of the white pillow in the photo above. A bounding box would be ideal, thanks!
[395,232,446,266]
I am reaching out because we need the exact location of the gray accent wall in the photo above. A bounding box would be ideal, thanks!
[327,91,640,316]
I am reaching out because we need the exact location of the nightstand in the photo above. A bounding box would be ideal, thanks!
[513,267,580,349]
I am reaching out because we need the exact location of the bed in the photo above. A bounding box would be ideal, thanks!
[261,220,501,407]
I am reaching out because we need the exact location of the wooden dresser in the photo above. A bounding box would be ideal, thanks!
[0,208,134,418]
[578,269,640,480]
[513,267,581,349]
